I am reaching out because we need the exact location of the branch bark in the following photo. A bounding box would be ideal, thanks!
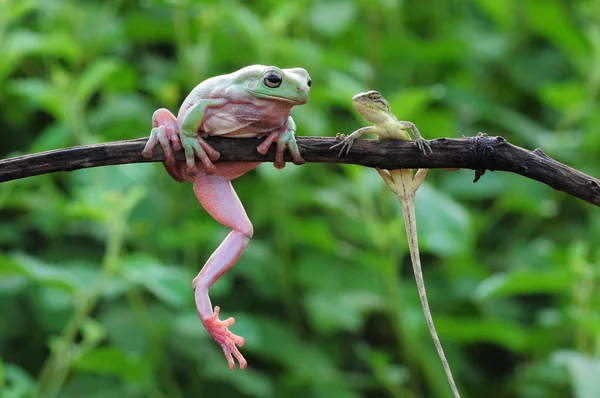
[1,134,599,207]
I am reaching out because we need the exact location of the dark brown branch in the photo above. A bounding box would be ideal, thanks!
[1,134,599,207]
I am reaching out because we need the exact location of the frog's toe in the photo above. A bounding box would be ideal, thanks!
[201,306,247,370]
[286,137,305,165]
[142,129,159,159]
[168,129,183,152]
[199,157,218,174]
[275,139,287,168]
[256,133,279,155]
[292,156,306,166]
[196,137,220,162]
[185,162,199,177]
[157,127,177,165]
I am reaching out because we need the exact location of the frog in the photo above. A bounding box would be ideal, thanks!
[141,65,311,370]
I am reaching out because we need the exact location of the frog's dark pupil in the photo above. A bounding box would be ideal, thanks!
[266,74,281,84]
[307,79,312,87]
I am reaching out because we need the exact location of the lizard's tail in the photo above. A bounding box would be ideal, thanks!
[399,197,461,398]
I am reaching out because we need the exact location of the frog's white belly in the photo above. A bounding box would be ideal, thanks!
[200,102,291,138]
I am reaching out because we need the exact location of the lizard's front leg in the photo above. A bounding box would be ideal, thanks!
[329,126,375,157]
[396,120,433,156]
[189,162,260,370]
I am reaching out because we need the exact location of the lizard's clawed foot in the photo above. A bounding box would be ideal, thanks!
[329,135,356,157]
[201,306,247,370]
[415,138,433,157]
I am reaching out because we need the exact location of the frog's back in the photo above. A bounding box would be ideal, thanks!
[177,75,231,117]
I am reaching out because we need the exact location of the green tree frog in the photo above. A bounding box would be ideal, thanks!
[142,65,311,370]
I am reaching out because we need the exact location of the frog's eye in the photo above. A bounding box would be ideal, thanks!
[263,71,283,88]
[307,78,312,88]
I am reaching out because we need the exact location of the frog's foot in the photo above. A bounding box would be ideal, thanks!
[180,134,221,176]
[329,134,357,157]
[142,108,182,165]
[256,129,305,169]
[414,137,433,157]
[201,306,247,370]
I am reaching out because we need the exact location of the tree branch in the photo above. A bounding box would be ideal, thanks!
[1,134,599,207]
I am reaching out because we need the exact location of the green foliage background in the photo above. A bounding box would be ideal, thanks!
[1,0,600,397]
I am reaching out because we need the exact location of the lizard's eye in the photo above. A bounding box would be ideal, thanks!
[263,71,283,88]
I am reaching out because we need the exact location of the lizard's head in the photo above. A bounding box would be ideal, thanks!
[351,91,391,121]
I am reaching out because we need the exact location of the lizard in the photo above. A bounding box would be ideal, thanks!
[330,90,460,398]
[141,65,311,370]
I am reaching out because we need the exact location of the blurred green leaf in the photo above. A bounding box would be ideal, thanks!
[72,347,152,385]
[2,0,600,397]
[0,253,79,293]
[553,351,600,398]
[121,253,190,308]
[1,363,36,398]
[475,268,574,299]
[304,290,383,333]
[309,2,356,37]
[416,183,473,256]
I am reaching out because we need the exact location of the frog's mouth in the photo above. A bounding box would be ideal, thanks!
[255,93,308,104]
[266,95,305,104]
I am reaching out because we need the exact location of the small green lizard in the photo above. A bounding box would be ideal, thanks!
[331,90,460,398]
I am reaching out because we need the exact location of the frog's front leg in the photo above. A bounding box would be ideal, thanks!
[189,162,260,370]
[256,116,305,169]
[142,105,221,175]
[179,99,228,175]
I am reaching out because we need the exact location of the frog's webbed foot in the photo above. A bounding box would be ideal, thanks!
[142,108,183,165]
[415,137,433,157]
[201,306,247,370]
[329,134,358,157]
[179,134,220,175]
[257,128,305,169]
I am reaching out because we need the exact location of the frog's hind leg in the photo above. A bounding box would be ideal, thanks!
[142,108,189,182]
[189,163,259,370]
[142,108,182,166]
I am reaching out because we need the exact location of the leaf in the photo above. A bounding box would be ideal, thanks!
[1,363,36,398]
[553,351,600,398]
[415,183,473,256]
[121,254,190,308]
[304,290,383,333]
[434,316,529,351]
[309,2,356,37]
[0,253,79,293]
[475,269,574,299]
[72,347,152,385]
[387,86,439,118]
[75,58,120,104]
